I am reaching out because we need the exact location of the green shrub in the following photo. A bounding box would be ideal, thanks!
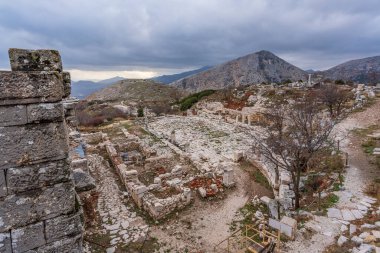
[180,97,198,111]
[178,89,216,111]
[252,169,271,190]
[335,79,345,85]
[362,139,376,154]
[137,107,144,117]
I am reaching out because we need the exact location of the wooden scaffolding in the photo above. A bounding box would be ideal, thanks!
[213,224,281,253]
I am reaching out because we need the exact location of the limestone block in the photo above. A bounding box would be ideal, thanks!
[0,182,76,232]
[7,159,71,194]
[337,235,348,246]
[260,196,271,205]
[351,209,364,219]
[198,187,207,198]
[0,105,27,127]
[223,167,235,187]
[0,122,69,169]
[372,230,380,239]
[279,197,293,210]
[62,72,71,98]
[45,211,83,243]
[183,188,191,203]
[269,216,297,239]
[135,186,148,195]
[342,209,355,221]
[27,102,64,123]
[233,151,244,162]
[350,224,357,235]
[11,222,45,253]
[0,170,6,197]
[154,177,161,185]
[9,48,62,72]
[0,71,64,105]
[71,158,88,171]
[280,171,292,185]
[351,235,363,245]
[0,232,12,253]
[72,168,96,192]
[327,208,343,220]
[123,169,138,180]
[29,234,82,253]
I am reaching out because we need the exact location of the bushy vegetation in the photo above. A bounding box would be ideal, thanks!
[137,107,144,117]
[75,101,128,127]
[334,79,345,85]
[178,89,216,111]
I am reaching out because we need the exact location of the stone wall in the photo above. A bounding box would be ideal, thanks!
[104,136,192,220]
[0,49,83,253]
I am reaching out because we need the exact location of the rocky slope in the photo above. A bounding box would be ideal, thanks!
[71,76,126,99]
[86,79,185,103]
[152,66,212,84]
[171,50,307,92]
[321,55,380,83]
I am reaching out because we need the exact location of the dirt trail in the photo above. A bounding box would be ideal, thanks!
[334,99,380,206]
[151,166,273,252]
[286,99,380,253]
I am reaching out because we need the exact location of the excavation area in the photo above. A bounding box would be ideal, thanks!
[75,85,379,253]
[79,113,274,252]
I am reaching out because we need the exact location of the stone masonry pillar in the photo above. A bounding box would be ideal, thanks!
[0,49,83,253]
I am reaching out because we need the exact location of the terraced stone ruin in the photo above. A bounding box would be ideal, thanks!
[0,49,83,253]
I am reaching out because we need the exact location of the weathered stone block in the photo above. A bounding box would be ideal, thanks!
[62,72,71,98]
[0,182,76,232]
[0,232,12,253]
[27,234,82,253]
[0,170,6,197]
[45,211,83,243]
[27,102,64,123]
[7,159,71,194]
[0,122,68,169]
[0,105,27,127]
[0,71,64,105]
[9,48,62,72]
[72,168,96,192]
[11,222,45,253]
[71,158,88,171]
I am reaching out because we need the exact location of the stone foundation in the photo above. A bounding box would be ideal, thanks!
[0,49,83,253]
[104,131,192,220]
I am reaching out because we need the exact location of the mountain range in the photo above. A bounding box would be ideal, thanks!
[171,50,308,91]
[73,51,380,98]
[321,56,380,83]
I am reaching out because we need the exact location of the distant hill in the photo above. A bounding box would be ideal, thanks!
[152,66,212,84]
[96,76,126,85]
[171,50,308,92]
[321,55,380,83]
[86,79,186,103]
[71,76,126,99]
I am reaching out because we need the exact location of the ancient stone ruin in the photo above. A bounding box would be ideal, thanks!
[0,49,83,252]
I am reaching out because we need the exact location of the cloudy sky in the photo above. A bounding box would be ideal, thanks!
[1,0,379,80]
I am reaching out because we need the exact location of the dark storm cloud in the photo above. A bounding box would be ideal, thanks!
[0,0,379,71]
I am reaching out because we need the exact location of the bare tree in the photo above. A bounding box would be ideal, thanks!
[317,84,352,118]
[253,94,336,209]
[253,105,286,189]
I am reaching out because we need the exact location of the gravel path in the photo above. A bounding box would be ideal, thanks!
[85,154,148,253]
[286,98,380,253]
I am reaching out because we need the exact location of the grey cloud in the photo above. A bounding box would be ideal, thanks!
[0,0,379,71]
